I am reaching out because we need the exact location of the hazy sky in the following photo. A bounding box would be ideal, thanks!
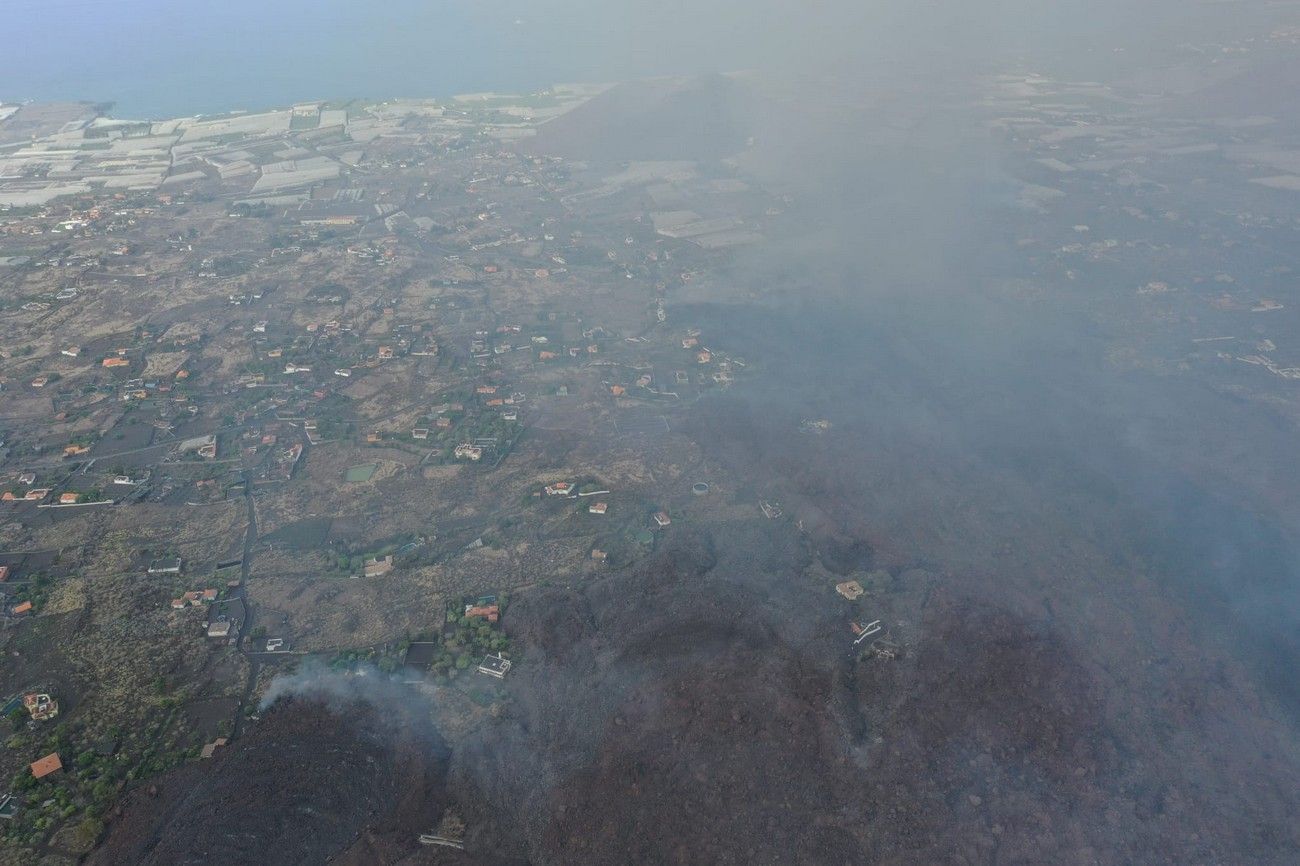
[1,0,1261,116]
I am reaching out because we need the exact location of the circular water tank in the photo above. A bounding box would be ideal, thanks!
[691,482,710,495]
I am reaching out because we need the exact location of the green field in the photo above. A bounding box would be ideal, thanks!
[344,463,378,483]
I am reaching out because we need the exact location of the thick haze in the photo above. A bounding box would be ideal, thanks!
[2,0,1262,115]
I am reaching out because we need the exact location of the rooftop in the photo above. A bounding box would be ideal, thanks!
[477,653,512,679]
[30,753,62,779]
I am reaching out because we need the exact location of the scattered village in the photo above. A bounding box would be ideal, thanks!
[2,36,1300,858]
[0,84,873,857]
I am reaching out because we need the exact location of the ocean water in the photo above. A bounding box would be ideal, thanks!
[0,0,739,118]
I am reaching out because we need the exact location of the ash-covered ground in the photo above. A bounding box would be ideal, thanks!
[89,691,457,866]
[91,62,1300,865]
[96,512,1297,864]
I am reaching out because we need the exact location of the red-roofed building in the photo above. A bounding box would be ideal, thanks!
[464,604,500,623]
[30,753,62,779]
[23,693,58,722]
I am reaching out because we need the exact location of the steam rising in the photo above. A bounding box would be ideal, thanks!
[260,661,416,712]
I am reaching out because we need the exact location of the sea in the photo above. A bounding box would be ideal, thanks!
[0,0,753,119]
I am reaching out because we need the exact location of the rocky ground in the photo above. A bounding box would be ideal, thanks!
[89,693,452,866]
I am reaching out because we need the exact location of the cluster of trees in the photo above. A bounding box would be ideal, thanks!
[430,604,510,680]
[6,571,54,613]
[327,637,411,674]
[3,716,193,852]
[229,201,273,218]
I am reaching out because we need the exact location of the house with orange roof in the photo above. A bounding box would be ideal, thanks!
[172,589,217,609]
[30,753,62,779]
[464,604,500,623]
